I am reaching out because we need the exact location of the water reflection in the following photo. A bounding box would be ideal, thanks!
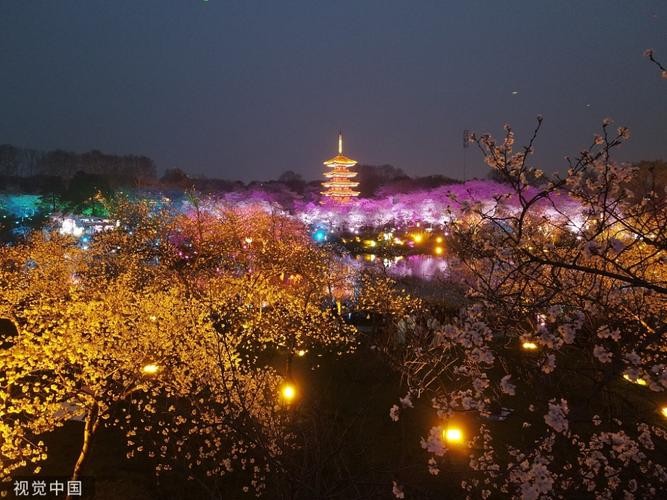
[353,253,448,280]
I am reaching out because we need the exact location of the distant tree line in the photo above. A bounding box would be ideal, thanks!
[0,143,470,201]
[159,165,462,210]
[0,144,156,188]
[2,143,663,206]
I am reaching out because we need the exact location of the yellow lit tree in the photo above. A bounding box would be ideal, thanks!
[0,199,356,495]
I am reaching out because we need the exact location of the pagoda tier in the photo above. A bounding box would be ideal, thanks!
[322,180,360,188]
[321,133,360,201]
[324,169,357,178]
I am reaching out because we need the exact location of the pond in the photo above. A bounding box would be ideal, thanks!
[352,253,449,280]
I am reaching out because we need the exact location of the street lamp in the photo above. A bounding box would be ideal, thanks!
[281,382,297,403]
[442,425,464,445]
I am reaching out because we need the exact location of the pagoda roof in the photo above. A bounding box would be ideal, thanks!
[323,154,357,166]
[322,180,360,188]
[324,170,357,178]
[321,190,360,197]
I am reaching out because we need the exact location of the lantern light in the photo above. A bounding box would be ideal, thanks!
[142,363,160,375]
[442,426,464,445]
[281,382,297,403]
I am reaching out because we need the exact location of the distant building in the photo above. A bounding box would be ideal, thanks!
[321,133,360,202]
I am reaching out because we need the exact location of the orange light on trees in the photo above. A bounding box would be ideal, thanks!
[623,373,648,386]
[661,406,667,418]
[521,341,538,350]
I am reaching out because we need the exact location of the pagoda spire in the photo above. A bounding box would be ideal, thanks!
[338,131,343,154]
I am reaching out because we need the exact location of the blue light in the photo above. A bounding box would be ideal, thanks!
[312,228,327,243]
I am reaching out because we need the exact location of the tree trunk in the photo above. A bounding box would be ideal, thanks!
[68,401,100,500]
[286,352,293,379]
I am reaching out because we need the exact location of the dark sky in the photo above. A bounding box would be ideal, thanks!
[2,1,666,181]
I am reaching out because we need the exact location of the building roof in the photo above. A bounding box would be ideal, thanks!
[324,169,357,178]
[323,154,357,167]
[322,180,360,188]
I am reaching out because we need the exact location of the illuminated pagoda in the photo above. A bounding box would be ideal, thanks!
[321,132,360,201]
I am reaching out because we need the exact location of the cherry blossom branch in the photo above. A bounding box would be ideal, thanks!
[644,49,667,79]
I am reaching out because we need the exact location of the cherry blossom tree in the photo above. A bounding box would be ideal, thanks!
[389,119,667,498]
[0,198,356,496]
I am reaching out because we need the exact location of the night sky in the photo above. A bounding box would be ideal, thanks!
[2,1,666,181]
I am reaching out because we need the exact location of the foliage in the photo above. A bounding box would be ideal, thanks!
[0,200,356,494]
[390,119,667,498]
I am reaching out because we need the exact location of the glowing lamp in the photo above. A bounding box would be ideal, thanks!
[312,229,327,243]
[296,350,306,357]
[436,236,443,243]
[661,406,667,418]
[442,426,464,445]
[412,233,424,243]
[521,341,538,350]
[142,363,160,375]
[364,240,377,247]
[623,374,647,386]
[434,246,444,255]
[281,383,297,403]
